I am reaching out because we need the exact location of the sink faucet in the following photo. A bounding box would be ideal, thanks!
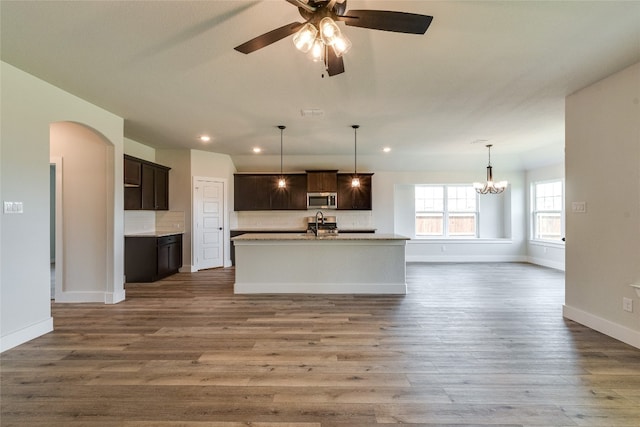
[314,211,324,236]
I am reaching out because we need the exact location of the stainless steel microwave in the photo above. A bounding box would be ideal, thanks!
[307,192,337,210]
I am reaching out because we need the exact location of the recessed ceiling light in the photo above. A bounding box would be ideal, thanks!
[199,135,211,142]
[383,147,391,153]
[252,147,262,153]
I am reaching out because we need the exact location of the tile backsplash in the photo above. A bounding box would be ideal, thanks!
[124,211,155,234]
[124,211,185,235]
[156,211,185,234]
[234,210,374,230]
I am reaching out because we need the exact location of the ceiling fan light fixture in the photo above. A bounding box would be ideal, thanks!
[319,17,341,46]
[293,23,317,53]
[332,33,352,57]
[309,38,324,62]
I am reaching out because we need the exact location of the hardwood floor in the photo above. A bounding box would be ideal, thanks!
[2,262,640,426]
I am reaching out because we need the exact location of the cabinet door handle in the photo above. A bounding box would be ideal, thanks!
[218,227,223,230]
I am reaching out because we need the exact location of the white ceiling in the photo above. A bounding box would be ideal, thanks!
[1,1,639,172]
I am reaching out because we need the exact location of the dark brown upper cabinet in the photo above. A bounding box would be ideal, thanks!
[124,156,141,187]
[271,174,307,210]
[124,155,170,210]
[234,174,307,211]
[337,173,373,210]
[306,171,338,192]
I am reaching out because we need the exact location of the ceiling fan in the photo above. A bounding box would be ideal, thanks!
[234,0,433,76]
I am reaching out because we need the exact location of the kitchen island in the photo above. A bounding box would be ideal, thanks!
[232,233,409,294]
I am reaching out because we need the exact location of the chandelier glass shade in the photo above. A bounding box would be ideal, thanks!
[473,144,507,195]
[293,17,351,61]
[292,23,318,53]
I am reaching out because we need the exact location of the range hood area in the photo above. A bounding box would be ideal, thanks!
[306,215,338,236]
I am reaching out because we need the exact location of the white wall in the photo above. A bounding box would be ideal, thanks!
[124,137,155,162]
[526,163,565,270]
[1,61,125,352]
[50,122,110,302]
[564,62,640,348]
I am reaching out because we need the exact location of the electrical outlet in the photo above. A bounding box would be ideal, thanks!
[623,297,633,313]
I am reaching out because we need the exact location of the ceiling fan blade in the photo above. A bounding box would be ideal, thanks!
[339,10,433,34]
[234,22,304,54]
[326,48,345,76]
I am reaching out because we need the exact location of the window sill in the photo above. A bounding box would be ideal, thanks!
[529,240,565,249]
[409,238,512,245]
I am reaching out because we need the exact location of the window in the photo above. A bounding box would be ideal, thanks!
[532,180,564,242]
[415,185,477,238]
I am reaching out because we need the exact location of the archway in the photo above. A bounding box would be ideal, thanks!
[50,121,118,303]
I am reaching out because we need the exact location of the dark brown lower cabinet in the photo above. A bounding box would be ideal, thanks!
[125,234,182,283]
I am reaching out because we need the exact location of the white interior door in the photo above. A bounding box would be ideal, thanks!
[194,179,224,270]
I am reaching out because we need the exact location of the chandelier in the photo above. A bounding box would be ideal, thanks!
[473,144,508,195]
[292,17,352,62]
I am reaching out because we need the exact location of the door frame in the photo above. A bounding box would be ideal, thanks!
[50,157,64,300]
[192,176,229,271]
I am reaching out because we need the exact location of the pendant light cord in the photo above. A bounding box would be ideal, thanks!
[278,125,286,176]
[352,124,359,175]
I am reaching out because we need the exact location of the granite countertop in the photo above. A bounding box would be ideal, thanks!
[231,227,306,232]
[232,233,408,241]
[231,227,377,232]
[125,231,184,237]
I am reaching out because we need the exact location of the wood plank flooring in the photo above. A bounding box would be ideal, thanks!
[2,262,640,426]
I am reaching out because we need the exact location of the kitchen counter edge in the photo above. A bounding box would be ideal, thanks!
[125,231,184,238]
[232,233,408,241]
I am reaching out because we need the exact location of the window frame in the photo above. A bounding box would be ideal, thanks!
[531,179,565,243]
[415,184,479,239]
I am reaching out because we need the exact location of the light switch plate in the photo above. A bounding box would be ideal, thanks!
[571,201,586,213]
[3,201,24,214]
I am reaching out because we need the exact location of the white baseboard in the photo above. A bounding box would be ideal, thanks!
[180,264,198,273]
[527,256,565,271]
[1,317,54,352]
[234,281,407,295]
[563,304,640,350]
[182,263,233,272]
[105,290,126,304]
[406,255,527,263]
[54,291,108,303]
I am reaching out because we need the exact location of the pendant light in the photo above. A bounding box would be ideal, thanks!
[473,144,507,194]
[351,125,360,187]
[278,125,286,188]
